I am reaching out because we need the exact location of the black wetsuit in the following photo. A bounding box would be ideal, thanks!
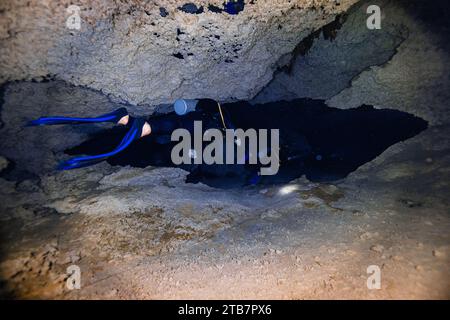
[146,99,281,185]
[148,98,310,159]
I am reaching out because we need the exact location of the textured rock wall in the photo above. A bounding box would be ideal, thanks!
[327,0,450,125]
[252,0,408,103]
[0,0,358,107]
[253,0,450,125]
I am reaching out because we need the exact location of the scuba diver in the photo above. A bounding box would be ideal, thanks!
[27,98,427,186]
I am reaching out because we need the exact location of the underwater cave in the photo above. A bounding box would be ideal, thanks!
[0,0,449,302]
[66,99,428,188]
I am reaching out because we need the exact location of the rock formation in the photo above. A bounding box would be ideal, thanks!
[0,0,357,107]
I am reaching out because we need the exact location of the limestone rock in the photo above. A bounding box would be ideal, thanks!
[253,0,450,125]
[253,0,408,103]
[0,0,358,107]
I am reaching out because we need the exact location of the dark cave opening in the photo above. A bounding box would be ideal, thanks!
[65,99,428,189]
[178,3,204,14]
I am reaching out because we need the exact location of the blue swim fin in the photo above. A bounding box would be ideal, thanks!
[27,107,128,126]
[58,117,146,170]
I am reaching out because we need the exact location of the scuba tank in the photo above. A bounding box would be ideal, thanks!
[173,98,235,132]
[174,99,198,115]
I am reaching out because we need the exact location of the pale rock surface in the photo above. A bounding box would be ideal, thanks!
[254,0,450,125]
[0,0,357,107]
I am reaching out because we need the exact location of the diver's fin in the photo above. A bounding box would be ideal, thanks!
[58,117,146,170]
[27,107,128,126]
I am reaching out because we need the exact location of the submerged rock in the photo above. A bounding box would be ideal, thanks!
[0,0,358,107]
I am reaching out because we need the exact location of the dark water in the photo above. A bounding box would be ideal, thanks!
[66,99,427,188]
